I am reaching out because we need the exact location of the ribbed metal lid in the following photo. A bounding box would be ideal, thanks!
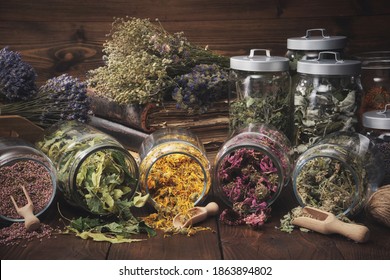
[363,105,390,130]
[230,49,289,72]
[287,29,347,50]
[297,52,361,75]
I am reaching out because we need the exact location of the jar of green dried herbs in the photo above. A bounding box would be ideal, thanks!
[362,104,390,185]
[286,28,347,77]
[0,137,57,223]
[292,131,384,217]
[294,51,362,154]
[138,127,211,212]
[229,49,292,140]
[36,121,139,216]
[214,123,293,211]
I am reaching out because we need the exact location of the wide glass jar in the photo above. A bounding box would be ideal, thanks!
[293,131,384,217]
[36,121,139,216]
[138,127,211,213]
[0,137,57,222]
[362,105,390,185]
[355,52,390,124]
[229,49,292,140]
[286,28,347,76]
[214,123,293,213]
[294,51,362,154]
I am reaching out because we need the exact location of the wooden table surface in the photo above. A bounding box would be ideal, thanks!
[1,159,390,260]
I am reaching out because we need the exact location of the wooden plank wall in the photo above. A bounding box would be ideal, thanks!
[1,0,390,85]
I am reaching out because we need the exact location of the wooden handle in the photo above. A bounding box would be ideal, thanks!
[328,219,370,243]
[205,202,219,216]
[23,211,41,232]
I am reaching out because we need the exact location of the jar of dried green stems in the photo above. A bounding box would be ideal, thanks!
[292,131,384,217]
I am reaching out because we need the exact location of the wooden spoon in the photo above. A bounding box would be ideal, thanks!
[292,206,370,243]
[10,185,41,232]
[173,202,219,228]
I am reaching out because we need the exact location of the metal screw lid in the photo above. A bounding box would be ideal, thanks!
[287,29,347,50]
[230,49,289,72]
[297,52,361,75]
[363,104,390,130]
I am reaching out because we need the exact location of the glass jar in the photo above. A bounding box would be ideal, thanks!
[286,28,347,76]
[292,131,384,217]
[354,52,390,125]
[0,137,57,222]
[294,51,362,154]
[36,121,139,216]
[214,123,293,212]
[229,49,292,140]
[139,127,211,212]
[362,104,390,185]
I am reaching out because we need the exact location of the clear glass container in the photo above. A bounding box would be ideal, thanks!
[286,28,347,76]
[293,131,384,217]
[294,51,362,154]
[139,127,211,212]
[214,123,293,212]
[0,137,57,222]
[362,104,390,185]
[36,121,139,216]
[354,52,390,125]
[229,49,292,140]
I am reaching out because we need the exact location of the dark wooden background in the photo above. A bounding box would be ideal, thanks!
[1,0,390,85]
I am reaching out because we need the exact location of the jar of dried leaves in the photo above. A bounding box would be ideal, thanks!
[229,49,293,140]
[36,121,139,217]
[361,104,390,185]
[292,131,384,217]
[294,51,362,155]
[214,123,293,228]
[0,137,57,223]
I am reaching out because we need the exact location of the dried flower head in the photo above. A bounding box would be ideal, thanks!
[0,47,37,102]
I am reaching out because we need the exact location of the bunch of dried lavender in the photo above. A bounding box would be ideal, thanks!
[0,74,90,127]
[0,47,37,102]
[87,17,229,112]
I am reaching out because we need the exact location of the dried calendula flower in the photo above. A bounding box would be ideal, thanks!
[139,128,212,235]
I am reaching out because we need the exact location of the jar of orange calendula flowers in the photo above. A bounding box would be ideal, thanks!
[138,128,212,233]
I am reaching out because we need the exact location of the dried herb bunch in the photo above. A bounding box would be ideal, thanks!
[1,74,90,127]
[0,47,37,102]
[87,17,229,113]
[294,75,360,154]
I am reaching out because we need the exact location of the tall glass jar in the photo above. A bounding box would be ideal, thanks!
[139,127,211,213]
[286,28,347,76]
[362,104,390,185]
[0,137,57,222]
[36,121,139,216]
[294,51,362,154]
[354,52,390,125]
[293,131,384,217]
[214,123,293,214]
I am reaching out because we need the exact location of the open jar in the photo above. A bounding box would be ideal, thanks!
[229,49,292,140]
[292,131,384,217]
[294,51,362,154]
[36,121,139,216]
[0,137,57,223]
[214,123,293,216]
[362,104,390,185]
[286,28,347,76]
[138,128,211,213]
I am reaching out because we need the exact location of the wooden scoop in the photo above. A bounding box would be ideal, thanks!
[173,202,219,228]
[10,185,41,232]
[292,206,370,243]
